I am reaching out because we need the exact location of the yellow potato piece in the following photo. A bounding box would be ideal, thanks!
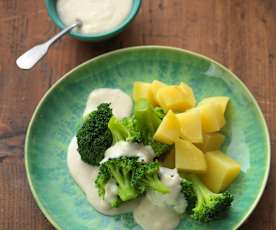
[195,133,225,152]
[160,148,175,169]
[133,81,154,104]
[200,151,241,193]
[156,83,195,112]
[199,103,225,132]
[156,85,185,111]
[153,110,180,144]
[178,82,196,108]
[199,96,230,114]
[177,108,203,143]
[149,80,166,106]
[175,139,207,173]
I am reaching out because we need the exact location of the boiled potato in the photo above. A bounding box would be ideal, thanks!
[200,151,240,193]
[176,108,203,143]
[199,96,229,114]
[199,103,225,132]
[195,133,225,152]
[133,82,154,104]
[149,80,166,106]
[178,82,196,108]
[175,138,207,173]
[156,83,195,112]
[160,148,175,169]
[153,110,180,144]
[156,85,186,111]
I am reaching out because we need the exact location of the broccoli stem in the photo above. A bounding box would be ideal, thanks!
[118,184,138,201]
[189,174,215,201]
[144,174,170,194]
[108,165,137,201]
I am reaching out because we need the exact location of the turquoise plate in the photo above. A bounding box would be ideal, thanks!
[25,46,270,230]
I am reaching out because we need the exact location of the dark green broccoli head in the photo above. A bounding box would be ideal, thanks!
[188,175,234,222]
[132,161,170,194]
[77,103,113,165]
[180,178,197,214]
[192,191,233,222]
[108,116,142,144]
[134,99,171,156]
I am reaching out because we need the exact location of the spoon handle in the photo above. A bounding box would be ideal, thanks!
[16,21,81,70]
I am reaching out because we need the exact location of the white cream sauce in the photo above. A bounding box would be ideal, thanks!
[100,141,154,164]
[149,167,187,214]
[133,168,187,230]
[133,197,181,230]
[67,88,186,229]
[67,137,139,215]
[103,179,118,205]
[57,0,133,35]
[83,88,133,119]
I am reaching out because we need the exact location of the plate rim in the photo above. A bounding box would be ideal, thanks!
[24,45,271,230]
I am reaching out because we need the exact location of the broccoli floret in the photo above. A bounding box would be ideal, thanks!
[134,99,171,156]
[95,167,123,208]
[181,178,197,214]
[77,103,113,165]
[108,116,142,144]
[153,107,166,120]
[188,174,234,222]
[96,157,170,207]
[96,157,141,202]
[133,161,170,194]
[95,163,111,197]
[109,198,122,208]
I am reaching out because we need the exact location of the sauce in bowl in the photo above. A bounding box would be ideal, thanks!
[56,0,133,35]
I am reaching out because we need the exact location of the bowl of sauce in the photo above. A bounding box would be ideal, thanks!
[45,0,142,41]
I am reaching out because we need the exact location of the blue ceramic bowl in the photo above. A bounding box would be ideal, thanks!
[44,0,142,42]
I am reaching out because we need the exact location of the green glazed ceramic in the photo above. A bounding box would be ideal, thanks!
[44,0,142,42]
[25,46,270,230]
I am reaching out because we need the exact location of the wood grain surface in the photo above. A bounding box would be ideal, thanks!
[0,0,275,229]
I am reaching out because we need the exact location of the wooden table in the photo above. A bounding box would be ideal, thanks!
[0,0,275,229]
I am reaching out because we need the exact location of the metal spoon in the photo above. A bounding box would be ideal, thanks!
[16,20,82,70]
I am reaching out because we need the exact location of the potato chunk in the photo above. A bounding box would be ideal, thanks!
[176,108,203,143]
[199,96,230,114]
[133,81,154,104]
[178,82,196,108]
[175,139,207,173]
[156,85,185,111]
[156,83,195,112]
[199,103,225,132]
[149,80,166,106]
[200,151,241,193]
[195,133,225,152]
[153,110,180,144]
